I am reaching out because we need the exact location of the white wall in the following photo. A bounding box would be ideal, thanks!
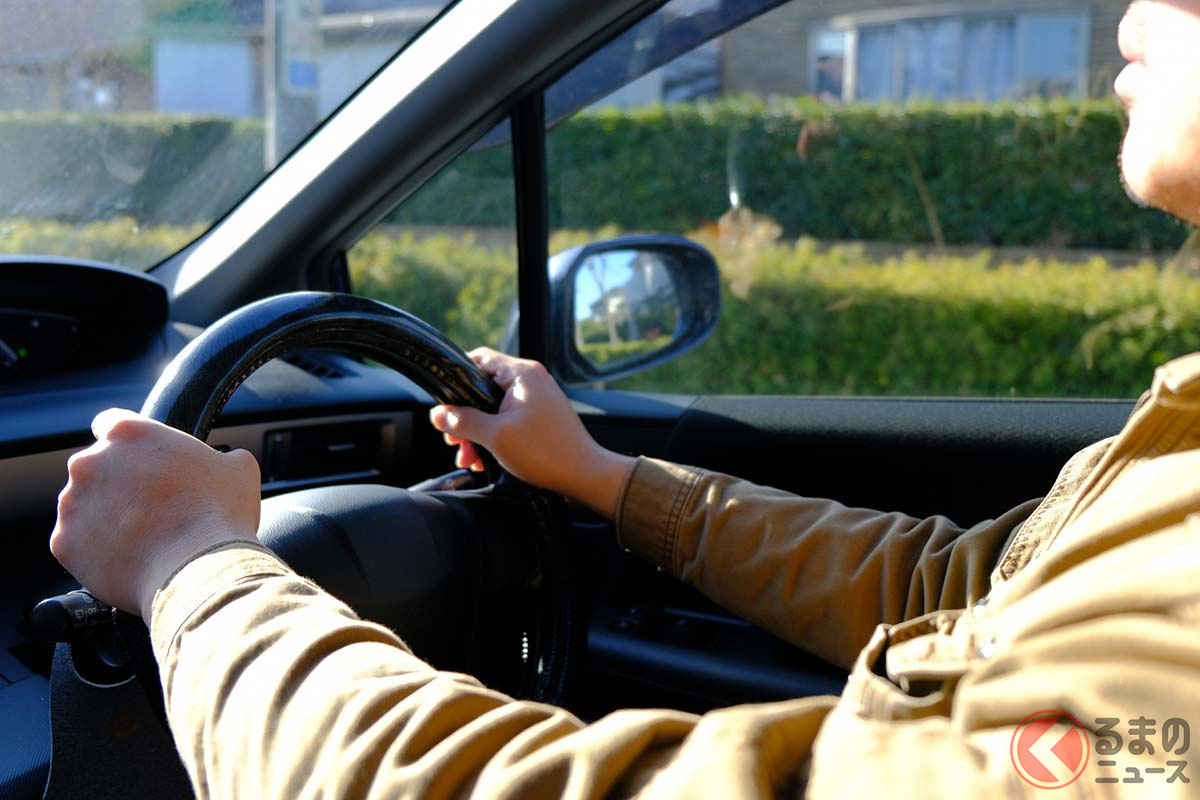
[154,38,256,117]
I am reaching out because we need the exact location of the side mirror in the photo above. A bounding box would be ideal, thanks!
[548,235,721,385]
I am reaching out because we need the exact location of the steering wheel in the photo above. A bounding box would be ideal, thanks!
[145,290,577,695]
[44,292,579,799]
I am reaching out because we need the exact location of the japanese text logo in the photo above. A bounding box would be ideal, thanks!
[1010,710,1089,789]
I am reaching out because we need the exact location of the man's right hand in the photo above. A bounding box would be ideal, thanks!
[428,347,635,518]
[50,409,261,619]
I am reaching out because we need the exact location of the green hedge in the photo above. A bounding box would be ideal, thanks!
[0,113,263,226]
[615,231,1200,398]
[579,336,675,368]
[2,216,1194,398]
[399,97,1187,252]
[347,229,519,351]
[1,99,1186,251]
[0,217,201,266]
[347,226,1200,399]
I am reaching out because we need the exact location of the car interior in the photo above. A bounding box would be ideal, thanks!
[0,0,1144,797]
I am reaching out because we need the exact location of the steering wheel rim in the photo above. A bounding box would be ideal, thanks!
[143,291,504,439]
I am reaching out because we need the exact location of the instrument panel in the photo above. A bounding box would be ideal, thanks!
[0,309,84,381]
[0,257,168,385]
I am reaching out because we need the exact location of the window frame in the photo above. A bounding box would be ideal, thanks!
[827,3,1091,103]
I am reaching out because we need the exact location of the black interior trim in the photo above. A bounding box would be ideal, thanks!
[588,623,846,703]
[659,395,1134,522]
[512,94,551,362]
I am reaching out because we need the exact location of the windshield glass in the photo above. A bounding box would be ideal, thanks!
[0,0,455,270]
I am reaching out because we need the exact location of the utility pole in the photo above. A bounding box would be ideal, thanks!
[264,0,321,169]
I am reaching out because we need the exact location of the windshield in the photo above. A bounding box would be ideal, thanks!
[0,0,455,270]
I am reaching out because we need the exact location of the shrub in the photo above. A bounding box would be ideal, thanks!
[3,215,1191,399]
[0,113,263,226]
[2,99,1187,252]
[346,224,1200,399]
[612,231,1200,398]
[0,217,200,266]
[346,229,517,350]
[579,336,675,368]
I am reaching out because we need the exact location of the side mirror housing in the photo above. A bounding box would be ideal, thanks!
[546,235,721,385]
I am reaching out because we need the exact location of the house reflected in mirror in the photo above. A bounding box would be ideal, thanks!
[572,250,682,371]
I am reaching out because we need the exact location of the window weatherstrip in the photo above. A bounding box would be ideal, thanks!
[512,93,550,364]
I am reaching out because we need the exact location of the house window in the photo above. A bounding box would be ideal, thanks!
[809,27,847,101]
[825,7,1088,103]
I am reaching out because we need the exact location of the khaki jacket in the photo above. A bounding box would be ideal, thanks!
[150,354,1200,798]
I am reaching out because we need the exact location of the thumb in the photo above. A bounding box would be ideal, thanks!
[429,405,495,447]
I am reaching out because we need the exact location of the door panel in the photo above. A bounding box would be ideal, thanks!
[654,396,1133,522]
[568,390,1134,716]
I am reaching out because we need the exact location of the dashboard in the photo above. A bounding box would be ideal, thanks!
[0,257,441,797]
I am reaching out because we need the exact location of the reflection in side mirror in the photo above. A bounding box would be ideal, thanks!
[546,234,721,385]
[572,250,681,372]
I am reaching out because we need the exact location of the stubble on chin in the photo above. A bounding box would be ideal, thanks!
[1117,145,1153,210]
[1117,124,1200,227]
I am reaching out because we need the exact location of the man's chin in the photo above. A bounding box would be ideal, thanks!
[1118,128,1200,226]
[1117,145,1155,210]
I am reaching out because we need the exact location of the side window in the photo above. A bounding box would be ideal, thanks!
[348,121,516,351]
[545,0,1192,399]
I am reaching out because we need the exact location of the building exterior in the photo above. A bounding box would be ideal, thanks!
[723,0,1130,103]
[0,0,1132,118]
[150,0,440,119]
[0,0,439,116]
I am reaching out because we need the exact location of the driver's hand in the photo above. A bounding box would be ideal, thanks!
[50,409,261,619]
[429,348,635,517]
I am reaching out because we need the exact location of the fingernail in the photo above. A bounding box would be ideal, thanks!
[446,411,460,427]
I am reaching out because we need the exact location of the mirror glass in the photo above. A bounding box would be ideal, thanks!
[573,249,682,372]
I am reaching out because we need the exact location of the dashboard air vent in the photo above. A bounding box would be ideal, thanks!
[281,351,348,379]
[263,420,383,484]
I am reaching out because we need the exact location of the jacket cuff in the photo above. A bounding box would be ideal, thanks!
[149,540,292,662]
[615,457,705,574]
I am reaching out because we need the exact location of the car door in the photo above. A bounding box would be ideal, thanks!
[485,0,1177,718]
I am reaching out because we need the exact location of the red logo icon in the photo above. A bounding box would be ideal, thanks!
[1010,710,1090,789]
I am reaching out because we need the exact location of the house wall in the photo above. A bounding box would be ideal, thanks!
[155,39,259,117]
[722,0,1129,100]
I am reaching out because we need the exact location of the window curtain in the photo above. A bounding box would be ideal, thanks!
[1020,15,1085,97]
[855,27,895,101]
[962,20,1017,101]
[899,18,962,101]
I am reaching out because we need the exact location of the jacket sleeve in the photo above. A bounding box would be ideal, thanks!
[149,541,835,800]
[615,457,1040,669]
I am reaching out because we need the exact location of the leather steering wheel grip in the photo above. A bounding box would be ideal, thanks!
[141,292,505,440]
